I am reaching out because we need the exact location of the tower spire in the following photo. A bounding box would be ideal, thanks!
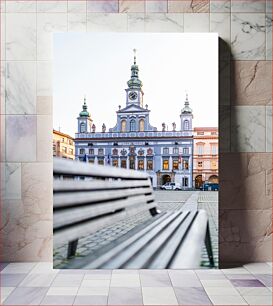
[127,48,143,89]
[79,96,90,117]
[133,48,137,65]
[181,93,192,114]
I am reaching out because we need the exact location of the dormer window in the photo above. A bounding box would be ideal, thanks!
[184,120,189,131]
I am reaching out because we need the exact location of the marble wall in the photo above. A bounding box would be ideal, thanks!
[0,0,272,265]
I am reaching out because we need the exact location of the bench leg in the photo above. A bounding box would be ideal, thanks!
[205,223,215,267]
[67,239,78,259]
[149,207,161,216]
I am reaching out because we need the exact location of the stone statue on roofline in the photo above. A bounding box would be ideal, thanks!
[102,123,106,133]
[162,122,166,132]
[92,124,96,133]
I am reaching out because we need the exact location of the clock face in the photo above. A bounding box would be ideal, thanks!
[129,91,138,100]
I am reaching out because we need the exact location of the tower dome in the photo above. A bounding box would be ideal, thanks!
[127,49,143,89]
[79,97,90,117]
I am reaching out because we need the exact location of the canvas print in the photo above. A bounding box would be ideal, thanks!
[53,33,218,269]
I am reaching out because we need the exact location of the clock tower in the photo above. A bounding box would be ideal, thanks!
[126,49,144,107]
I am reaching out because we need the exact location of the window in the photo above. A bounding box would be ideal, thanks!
[129,156,135,169]
[198,161,203,168]
[139,119,145,131]
[173,148,179,154]
[80,122,85,133]
[69,139,73,145]
[163,148,169,155]
[197,145,204,155]
[182,177,188,187]
[183,160,189,170]
[79,148,85,155]
[62,146,67,153]
[211,144,217,155]
[163,159,169,170]
[130,119,136,132]
[184,120,189,130]
[197,131,204,135]
[211,160,217,169]
[112,159,118,167]
[183,147,189,154]
[68,148,73,155]
[173,159,179,170]
[211,131,217,135]
[98,148,104,156]
[138,159,144,170]
[147,160,153,170]
[89,148,94,155]
[98,159,104,165]
[112,148,118,155]
[121,120,126,132]
[89,159,94,164]
[121,159,127,168]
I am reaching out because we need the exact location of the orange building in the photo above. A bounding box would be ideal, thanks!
[193,127,218,189]
[53,130,75,160]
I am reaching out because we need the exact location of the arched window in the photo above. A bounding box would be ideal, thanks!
[80,122,85,133]
[184,120,189,131]
[130,119,136,132]
[121,120,126,132]
[139,119,145,132]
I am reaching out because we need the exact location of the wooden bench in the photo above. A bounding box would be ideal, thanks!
[53,158,214,269]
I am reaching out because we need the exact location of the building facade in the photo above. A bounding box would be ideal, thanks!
[193,127,219,189]
[74,52,194,189]
[53,130,75,160]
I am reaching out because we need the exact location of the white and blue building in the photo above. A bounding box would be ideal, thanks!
[75,52,194,189]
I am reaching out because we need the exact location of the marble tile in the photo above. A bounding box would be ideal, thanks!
[108,287,143,305]
[220,153,272,209]
[40,295,75,305]
[219,60,231,106]
[128,13,145,32]
[146,0,167,13]
[184,13,209,32]
[4,163,21,200]
[266,0,272,12]
[208,294,247,305]
[6,115,36,162]
[222,267,253,275]
[204,286,240,296]
[230,279,265,287]
[87,0,118,13]
[68,13,87,32]
[68,0,87,13]
[0,0,6,13]
[37,61,52,97]
[37,1,68,13]
[0,263,9,271]
[219,209,272,262]
[1,63,6,114]
[231,61,272,106]
[1,263,36,274]
[82,279,110,287]
[231,106,266,152]
[52,274,84,287]
[119,0,145,13]
[243,295,272,305]
[210,0,231,12]
[37,115,52,162]
[6,61,36,114]
[237,286,272,295]
[3,287,48,305]
[244,262,272,274]
[37,13,68,61]
[83,273,111,280]
[168,270,202,287]
[144,13,183,32]
[266,14,272,60]
[1,287,15,304]
[74,295,108,305]
[6,13,36,60]
[231,0,266,13]
[87,13,127,32]
[1,13,6,60]
[6,1,37,12]
[231,13,266,60]
[142,287,178,305]
[19,273,57,287]
[225,274,256,280]
[29,262,57,274]
[254,274,273,287]
[140,270,172,287]
[1,273,27,286]
[37,96,53,115]
[77,286,109,296]
[219,106,231,152]
[46,286,78,296]
[266,106,272,152]
[174,287,212,305]
[168,0,209,13]
[110,274,140,287]
[201,279,234,287]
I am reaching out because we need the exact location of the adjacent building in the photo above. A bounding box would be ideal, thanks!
[193,127,219,189]
[74,51,194,189]
[53,129,75,160]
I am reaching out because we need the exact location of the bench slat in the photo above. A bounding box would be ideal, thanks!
[54,187,153,208]
[54,194,155,229]
[54,179,151,192]
[54,198,157,246]
[54,158,148,179]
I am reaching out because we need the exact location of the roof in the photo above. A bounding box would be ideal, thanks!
[194,127,218,131]
[53,129,74,140]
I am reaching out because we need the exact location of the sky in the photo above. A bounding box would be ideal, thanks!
[53,33,218,137]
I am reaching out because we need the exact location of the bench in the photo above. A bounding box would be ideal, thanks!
[53,158,214,269]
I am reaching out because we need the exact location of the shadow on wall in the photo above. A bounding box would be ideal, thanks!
[218,38,269,268]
